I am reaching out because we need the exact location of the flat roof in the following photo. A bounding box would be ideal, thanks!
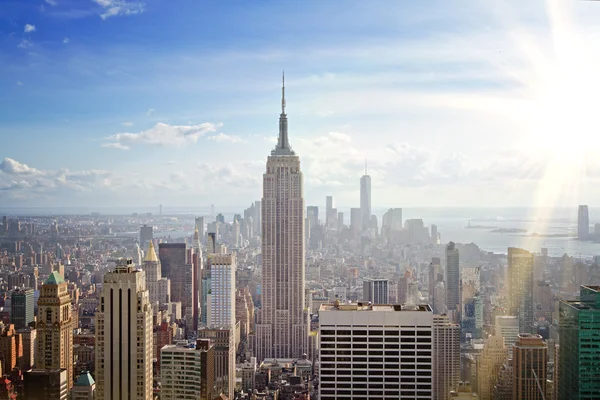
[319,303,432,312]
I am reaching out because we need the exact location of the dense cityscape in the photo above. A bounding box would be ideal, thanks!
[0,78,599,400]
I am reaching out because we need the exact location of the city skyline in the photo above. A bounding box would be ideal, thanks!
[3,1,600,208]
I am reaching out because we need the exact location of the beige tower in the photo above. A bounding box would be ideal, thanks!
[477,335,506,400]
[256,74,308,360]
[508,248,534,334]
[35,271,74,388]
[433,314,461,400]
[96,259,153,400]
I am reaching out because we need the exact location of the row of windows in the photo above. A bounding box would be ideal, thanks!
[320,376,432,383]
[321,330,431,336]
[321,390,431,397]
[322,370,431,376]
[321,383,431,390]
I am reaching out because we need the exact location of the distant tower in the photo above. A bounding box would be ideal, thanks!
[326,196,334,230]
[36,271,73,388]
[362,278,388,304]
[159,204,162,216]
[96,259,153,400]
[143,242,170,306]
[256,73,308,361]
[360,159,372,229]
[139,224,153,248]
[11,288,34,330]
[433,314,461,400]
[508,248,534,334]
[578,205,589,239]
[445,242,460,321]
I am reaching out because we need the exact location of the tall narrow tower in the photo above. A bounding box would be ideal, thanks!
[360,159,371,229]
[445,242,460,321]
[96,259,153,400]
[508,247,534,334]
[256,74,308,360]
[36,271,74,388]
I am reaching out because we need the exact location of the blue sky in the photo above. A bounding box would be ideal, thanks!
[2,0,600,209]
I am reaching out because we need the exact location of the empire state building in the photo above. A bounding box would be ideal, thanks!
[256,75,309,360]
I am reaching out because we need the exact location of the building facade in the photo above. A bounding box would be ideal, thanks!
[362,278,389,305]
[433,314,460,400]
[360,167,371,229]
[558,285,600,400]
[508,248,535,334]
[95,259,153,400]
[11,288,34,330]
[319,303,433,399]
[477,335,506,400]
[445,242,460,321]
[256,76,308,360]
[35,271,74,389]
[577,205,590,239]
[512,334,547,400]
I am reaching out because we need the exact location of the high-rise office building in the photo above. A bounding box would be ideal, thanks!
[362,278,389,304]
[36,272,73,389]
[11,287,34,329]
[143,241,170,306]
[445,242,460,320]
[96,259,153,400]
[428,257,442,306]
[495,315,520,357]
[558,285,600,400]
[326,196,333,229]
[319,302,434,399]
[433,314,461,400]
[508,247,535,334]
[195,216,206,238]
[24,369,69,400]
[477,335,506,400]
[306,206,319,228]
[256,75,308,360]
[0,324,22,376]
[207,253,236,329]
[139,224,153,248]
[192,228,203,333]
[160,339,215,400]
[159,242,188,308]
[512,334,547,400]
[360,162,371,229]
[577,205,590,239]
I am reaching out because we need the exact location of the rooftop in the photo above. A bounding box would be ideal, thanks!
[45,271,65,285]
[319,302,432,312]
[75,371,95,387]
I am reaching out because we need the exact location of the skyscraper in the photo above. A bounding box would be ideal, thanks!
[256,75,308,360]
[495,315,520,357]
[158,242,188,310]
[207,253,236,329]
[512,334,547,400]
[558,285,600,400]
[139,224,153,248]
[445,242,460,320]
[508,247,535,334]
[95,259,153,400]
[160,339,215,400]
[195,216,206,238]
[433,314,461,400]
[192,228,203,333]
[36,272,73,389]
[360,161,371,229]
[362,278,389,304]
[143,241,170,306]
[11,287,34,329]
[477,335,506,400]
[319,302,433,399]
[326,196,333,229]
[577,205,590,239]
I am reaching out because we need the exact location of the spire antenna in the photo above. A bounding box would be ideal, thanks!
[365,158,368,175]
[282,70,286,114]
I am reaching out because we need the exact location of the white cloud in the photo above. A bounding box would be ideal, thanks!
[121,121,134,126]
[63,38,70,44]
[93,0,145,20]
[146,108,155,116]
[24,24,36,33]
[17,40,32,49]
[207,133,244,143]
[16,81,23,86]
[44,0,58,5]
[101,142,129,150]
[102,122,222,149]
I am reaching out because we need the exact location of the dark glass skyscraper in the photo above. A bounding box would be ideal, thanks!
[11,288,34,330]
[559,285,600,400]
